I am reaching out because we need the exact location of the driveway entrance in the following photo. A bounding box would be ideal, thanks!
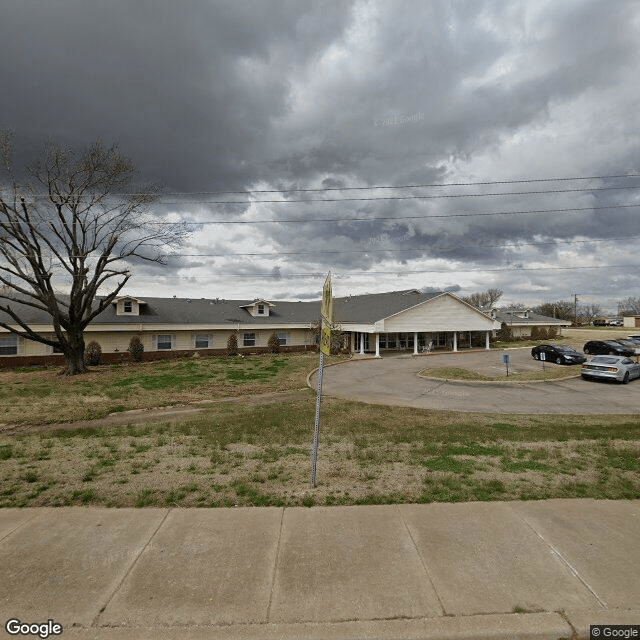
[316,350,640,414]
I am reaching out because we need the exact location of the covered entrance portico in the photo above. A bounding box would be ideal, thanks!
[352,330,492,356]
[344,292,500,358]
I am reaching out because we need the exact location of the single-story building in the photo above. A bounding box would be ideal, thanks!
[623,315,640,328]
[485,307,570,338]
[0,289,500,365]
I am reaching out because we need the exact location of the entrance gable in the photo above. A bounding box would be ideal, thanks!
[381,293,496,332]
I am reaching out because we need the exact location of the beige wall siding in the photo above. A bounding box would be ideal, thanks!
[383,295,495,332]
[0,327,316,357]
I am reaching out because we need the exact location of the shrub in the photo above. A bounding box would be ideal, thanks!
[496,323,512,342]
[547,326,557,339]
[85,341,102,366]
[128,336,144,362]
[531,326,548,340]
[267,331,280,353]
[226,332,238,356]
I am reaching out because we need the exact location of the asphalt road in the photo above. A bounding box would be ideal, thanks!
[317,348,640,414]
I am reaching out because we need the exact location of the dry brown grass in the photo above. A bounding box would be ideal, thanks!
[1,396,638,507]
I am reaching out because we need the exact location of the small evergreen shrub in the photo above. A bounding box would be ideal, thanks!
[267,331,280,353]
[85,341,102,366]
[226,332,238,356]
[531,326,548,340]
[128,336,144,362]
[496,323,512,342]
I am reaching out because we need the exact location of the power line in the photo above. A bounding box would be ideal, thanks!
[162,235,640,258]
[152,184,640,205]
[123,263,640,280]
[146,202,640,225]
[22,234,640,262]
[25,172,640,198]
[155,172,640,195]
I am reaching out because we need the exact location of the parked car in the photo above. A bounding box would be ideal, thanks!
[581,355,640,384]
[613,338,640,355]
[583,340,636,357]
[531,344,586,365]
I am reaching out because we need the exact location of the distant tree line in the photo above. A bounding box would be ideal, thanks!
[461,287,640,325]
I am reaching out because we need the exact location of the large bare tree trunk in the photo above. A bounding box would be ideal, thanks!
[60,333,87,375]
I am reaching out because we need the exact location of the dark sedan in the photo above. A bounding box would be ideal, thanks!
[583,340,636,357]
[531,344,587,365]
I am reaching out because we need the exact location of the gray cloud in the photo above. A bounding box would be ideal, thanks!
[2,0,640,311]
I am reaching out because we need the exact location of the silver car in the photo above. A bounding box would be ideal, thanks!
[581,355,640,384]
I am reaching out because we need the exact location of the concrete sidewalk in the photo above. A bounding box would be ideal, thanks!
[1,500,639,640]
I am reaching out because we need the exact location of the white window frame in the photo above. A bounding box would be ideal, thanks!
[0,335,18,356]
[277,331,288,346]
[194,334,210,349]
[123,299,133,313]
[243,332,256,347]
[257,303,265,315]
[156,334,174,350]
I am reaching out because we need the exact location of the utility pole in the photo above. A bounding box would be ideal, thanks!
[573,293,579,326]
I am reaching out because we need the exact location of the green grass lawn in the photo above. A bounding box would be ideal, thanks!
[420,365,581,382]
[0,352,335,426]
[0,352,638,507]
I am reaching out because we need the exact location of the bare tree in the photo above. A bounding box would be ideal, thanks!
[533,300,575,321]
[0,133,189,374]
[578,303,602,325]
[461,287,503,309]
[617,297,640,317]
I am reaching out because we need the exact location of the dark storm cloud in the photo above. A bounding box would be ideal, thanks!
[0,0,353,190]
[2,0,640,306]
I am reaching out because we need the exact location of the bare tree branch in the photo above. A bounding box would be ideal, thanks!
[0,133,190,374]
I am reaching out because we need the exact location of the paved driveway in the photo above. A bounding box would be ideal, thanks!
[317,349,640,414]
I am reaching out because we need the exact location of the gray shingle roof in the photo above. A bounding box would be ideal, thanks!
[333,289,442,323]
[489,308,570,325]
[0,288,451,327]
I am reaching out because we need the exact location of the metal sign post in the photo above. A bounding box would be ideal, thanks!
[311,272,332,488]
[502,352,511,376]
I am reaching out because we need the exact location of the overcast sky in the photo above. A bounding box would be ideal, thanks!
[2,0,640,312]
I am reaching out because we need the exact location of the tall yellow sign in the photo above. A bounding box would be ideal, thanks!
[312,271,332,487]
[320,272,332,356]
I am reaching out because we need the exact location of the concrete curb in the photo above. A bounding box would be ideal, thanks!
[306,355,367,390]
[61,611,574,639]
[417,371,581,385]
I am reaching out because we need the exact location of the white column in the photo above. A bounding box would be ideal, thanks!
[359,332,364,354]
[413,332,418,355]
[375,333,380,358]
[485,331,490,350]
[453,331,458,352]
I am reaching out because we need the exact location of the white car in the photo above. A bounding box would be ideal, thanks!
[581,355,640,384]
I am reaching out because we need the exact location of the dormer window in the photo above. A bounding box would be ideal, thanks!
[113,296,145,316]
[239,299,273,317]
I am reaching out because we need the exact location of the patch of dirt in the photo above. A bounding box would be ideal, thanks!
[0,389,311,436]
